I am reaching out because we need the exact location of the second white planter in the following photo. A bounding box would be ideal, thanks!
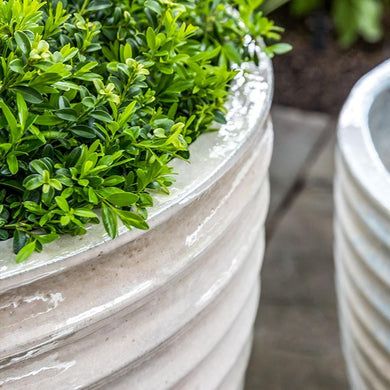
[0,54,274,389]
[335,60,390,390]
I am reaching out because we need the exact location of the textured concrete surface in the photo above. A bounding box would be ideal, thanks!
[268,106,331,219]
[245,107,348,389]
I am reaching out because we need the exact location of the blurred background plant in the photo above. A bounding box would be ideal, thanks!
[290,0,388,47]
[260,0,390,114]
[263,0,389,48]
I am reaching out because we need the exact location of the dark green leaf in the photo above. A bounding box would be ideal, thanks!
[0,229,9,240]
[55,108,78,122]
[13,230,29,254]
[90,110,113,123]
[87,0,112,11]
[13,86,43,104]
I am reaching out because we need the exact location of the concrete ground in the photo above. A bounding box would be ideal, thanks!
[245,106,348,389]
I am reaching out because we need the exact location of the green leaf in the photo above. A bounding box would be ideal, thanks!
[7,153,19,174]
[23,174,43,190]
[0,179,23,191]
[90,110,113,123]
[116,209,149,230]
[9,59,24,73]
[16,93,28,129]
[60,45,79,62]
[15,31,32,54]
[29,158,53,173]
[13,230,29,254]
[23,201,44,213]
[0,143,12,152]
[267,43,292,55]
[87,0,112,11]
[70,125,97,139]
[55,108,78,122]
[291,0,322,16]
[103,175,125,186]
[35,114,63,126]
[222,43,241,64]
[102,203,118,238]
[74,208,98,218]
[30,73,62,87]
[88,187,99,204]
[214,110,227,124]
[55,196,69,212]
[60,215,71,226]
[356,0,383,43]
[0,229,9,240]
[15,241,36,263]
[123,42,132,60]
[35,233,59,244]
[13,85,43,104]
[107,192,138,207]
[0,100,19,142]
[146,27,156,51]
[118,101,137,126]
[145,0,162,14]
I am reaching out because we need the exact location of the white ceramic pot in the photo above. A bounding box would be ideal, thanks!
[0,54,273,389]
[335,60,390,390]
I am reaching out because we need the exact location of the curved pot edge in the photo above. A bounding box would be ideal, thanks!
[337,59,390,215]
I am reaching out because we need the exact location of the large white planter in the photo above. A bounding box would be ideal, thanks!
[335,60,390,390]
[0,54,273,389]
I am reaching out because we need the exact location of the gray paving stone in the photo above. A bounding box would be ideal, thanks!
[246,304,346,390]
[269,106,331,219]
[246,347,346,390]
[262,186,336,307]
[307,132,336,187]
[245,122,347,389]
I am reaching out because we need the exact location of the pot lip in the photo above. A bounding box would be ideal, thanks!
[0,51,273,291]
[338,59,390,214]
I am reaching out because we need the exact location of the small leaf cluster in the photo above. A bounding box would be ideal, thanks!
[0,0,285,262]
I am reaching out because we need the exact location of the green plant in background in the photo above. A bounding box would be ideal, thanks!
[0,0,289,262]
[290,0,387,47]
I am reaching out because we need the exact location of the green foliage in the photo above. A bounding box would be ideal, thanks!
[0,0,286,262]
[290,0,387,47]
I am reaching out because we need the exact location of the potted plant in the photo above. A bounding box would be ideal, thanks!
[335,59,390,389]
[0,0,288,387]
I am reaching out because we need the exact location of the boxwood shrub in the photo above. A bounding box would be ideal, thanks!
[0,0,289,262]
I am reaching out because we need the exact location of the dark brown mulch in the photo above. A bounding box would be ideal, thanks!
[272,9,390,115]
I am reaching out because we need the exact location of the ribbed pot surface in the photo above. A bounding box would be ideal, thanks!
[335,60,390,390]
[0,54,273,389]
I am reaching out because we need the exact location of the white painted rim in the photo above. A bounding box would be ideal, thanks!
[338,59,390,215]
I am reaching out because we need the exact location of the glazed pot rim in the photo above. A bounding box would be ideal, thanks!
[338,59,390,215]
[0,51,273,292]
